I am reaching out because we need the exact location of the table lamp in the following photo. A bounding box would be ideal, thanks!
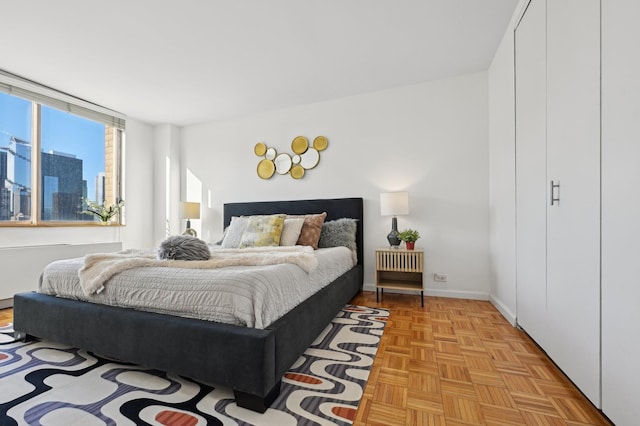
[380,192,409,247]
[180,201,200,237]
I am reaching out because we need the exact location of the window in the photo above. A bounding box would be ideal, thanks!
[0,73,125,225]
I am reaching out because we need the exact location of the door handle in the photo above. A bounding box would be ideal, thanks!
[550,180,560,206]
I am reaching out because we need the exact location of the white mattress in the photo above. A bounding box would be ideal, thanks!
[39,247,355,329]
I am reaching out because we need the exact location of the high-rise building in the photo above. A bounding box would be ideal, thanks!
[0,150,6,185]
[0,151,8,220]
[41,150,84,221]
[95,172,105,204]
[1,137,32,220]
[0,187,9,221]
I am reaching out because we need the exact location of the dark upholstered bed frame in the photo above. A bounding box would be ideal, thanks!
[13,197,364,412]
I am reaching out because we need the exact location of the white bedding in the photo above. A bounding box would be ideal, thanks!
[39,246,356,329]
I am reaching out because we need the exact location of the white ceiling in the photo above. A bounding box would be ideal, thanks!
[1,1,518,126]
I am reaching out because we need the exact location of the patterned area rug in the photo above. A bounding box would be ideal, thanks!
[0,305,388,425]
[0,324,15,344]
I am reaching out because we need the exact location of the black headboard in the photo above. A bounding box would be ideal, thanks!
[223,197,364,267]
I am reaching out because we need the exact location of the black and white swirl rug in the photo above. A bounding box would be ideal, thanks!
[0,305,388,425]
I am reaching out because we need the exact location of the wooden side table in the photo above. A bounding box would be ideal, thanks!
[375,248,425,307]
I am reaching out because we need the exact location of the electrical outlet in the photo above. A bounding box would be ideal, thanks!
[434,273,448,282]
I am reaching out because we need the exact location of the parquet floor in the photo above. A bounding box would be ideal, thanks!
[0,308,11,326]
[349,291,612,426]
[0,294,612,426]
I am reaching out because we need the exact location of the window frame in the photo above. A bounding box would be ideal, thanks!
[0,71,125,227]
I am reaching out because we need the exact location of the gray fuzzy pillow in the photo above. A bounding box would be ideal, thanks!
[318,218,358,250]
[157,235,211,261]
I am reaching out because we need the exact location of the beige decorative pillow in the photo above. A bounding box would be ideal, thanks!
[221,216,249,248]
[279,217,305,246]
[239,214,286,248]
[290,212,327,249]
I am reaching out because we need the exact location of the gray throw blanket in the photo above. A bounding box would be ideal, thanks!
[78,246,318,296]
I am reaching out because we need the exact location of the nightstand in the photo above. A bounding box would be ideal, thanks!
[375,248,425,307]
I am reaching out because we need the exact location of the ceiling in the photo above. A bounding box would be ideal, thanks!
[1,1,519,126]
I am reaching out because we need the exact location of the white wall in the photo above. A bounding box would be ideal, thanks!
[487,0,526,324]
[152,124,183,246]
[120,119,156,249]
[179,72,491,297]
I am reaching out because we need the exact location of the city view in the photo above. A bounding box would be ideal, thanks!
[0,92,108,222]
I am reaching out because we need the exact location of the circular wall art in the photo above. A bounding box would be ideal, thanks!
[254,142,267,156]
[265,147,277,160]
[291,136,309,155]
[300,148,320,169]
[257,158,275,179]
[254,136,328,179]
[290,165,305,179]
[313,136,328,151]
[274,153,292,175]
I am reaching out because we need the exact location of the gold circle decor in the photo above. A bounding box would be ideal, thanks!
[290,165,305,179]
[313,136,328,151]
[291,136,309,155]
[254,142,267,156]
[257,159,275,179]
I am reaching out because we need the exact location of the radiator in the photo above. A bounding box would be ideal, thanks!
[0,242,122,305]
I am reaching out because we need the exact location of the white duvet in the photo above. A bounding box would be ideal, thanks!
[39,246,356,329]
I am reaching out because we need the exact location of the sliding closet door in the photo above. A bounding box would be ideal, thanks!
[515,0,548,348]
[545,0,601,406]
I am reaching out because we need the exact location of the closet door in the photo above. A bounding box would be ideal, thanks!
[516,0,601,407]
[545,0,601,406]
[515,0,548,349]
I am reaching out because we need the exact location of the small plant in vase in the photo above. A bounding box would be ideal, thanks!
[398,228,420,250]
[83,198,124,224]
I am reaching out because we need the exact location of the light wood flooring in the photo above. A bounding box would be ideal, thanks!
[0,308,11,326]
[349,291,612,426]
[0,294,612,425]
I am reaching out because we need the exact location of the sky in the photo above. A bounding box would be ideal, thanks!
[0,92,105,201]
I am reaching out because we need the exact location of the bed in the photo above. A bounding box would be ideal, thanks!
[12,197,364,413]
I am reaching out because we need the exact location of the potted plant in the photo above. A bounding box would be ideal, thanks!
[83,198,124,224]
[398,228,420,250]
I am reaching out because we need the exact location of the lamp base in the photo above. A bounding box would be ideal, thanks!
[387,217,400,247]
[183,228,197,237]
[183,219,197,237]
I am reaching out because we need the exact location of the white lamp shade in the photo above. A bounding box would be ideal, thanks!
[180,202,201,219]
[380,192,409,216]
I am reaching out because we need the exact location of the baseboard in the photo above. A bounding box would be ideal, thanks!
[0,298,13,309]
[363,284,489,301]
[489,294,517,326]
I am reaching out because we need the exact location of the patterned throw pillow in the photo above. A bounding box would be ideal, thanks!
[291,212,327,249]
[221,216,249,248]
[279,217,306,246]
[239,214,286,248]
[318,218,358,250]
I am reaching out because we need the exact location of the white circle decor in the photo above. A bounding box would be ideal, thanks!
[300,148,320,169]
[265,147,277,160]
[274,153,292,175]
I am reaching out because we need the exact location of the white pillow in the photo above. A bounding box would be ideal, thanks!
[221,216,249,248]
[279,217,305,246]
